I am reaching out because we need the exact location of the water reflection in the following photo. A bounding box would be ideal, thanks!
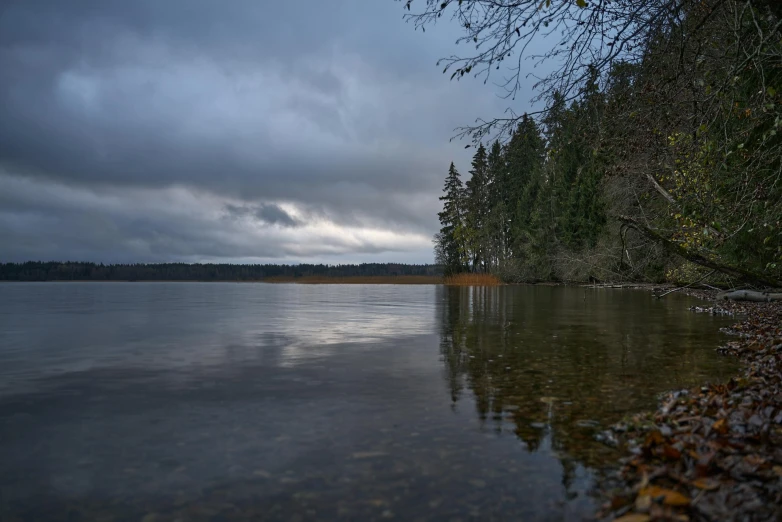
[0,283,436,396]
[437,285,738,467]
[0,283,738,521]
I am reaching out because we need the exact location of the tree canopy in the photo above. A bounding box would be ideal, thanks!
[418,0,782,286]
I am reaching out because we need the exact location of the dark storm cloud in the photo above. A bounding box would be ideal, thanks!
[0,172,432,264]
[223,203,300,228]
[255,204,298,228]
[0,0,527,262]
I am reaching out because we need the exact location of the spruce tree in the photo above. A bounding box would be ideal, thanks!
[464,144,489,272]
[436,162,466,275]
[504,116,545,259]
[485,141,505,269]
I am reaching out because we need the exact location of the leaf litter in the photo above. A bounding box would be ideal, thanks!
[597,292,782,522]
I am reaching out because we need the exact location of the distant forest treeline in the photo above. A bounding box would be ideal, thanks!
[0,262,442,282]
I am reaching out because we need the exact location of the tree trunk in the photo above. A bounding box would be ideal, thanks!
[716,290,782,302]
[617,215,781,288]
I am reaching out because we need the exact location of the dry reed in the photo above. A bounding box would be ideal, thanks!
[263,275,442,284]
[442,273,502,286]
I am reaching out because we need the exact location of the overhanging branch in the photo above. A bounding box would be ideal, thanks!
[617,215,780,287]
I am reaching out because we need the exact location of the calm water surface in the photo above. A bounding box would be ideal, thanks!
[0,283,739,521]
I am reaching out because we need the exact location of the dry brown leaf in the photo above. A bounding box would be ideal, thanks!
[639,471,650,489]
[613,514,652,522]
[744,454,766,466]
[610,494,633,510]
[712,418,729,434]
[635,493,652,512]
[692,478,720,491]
[644,430,665,447]
[638,485,691,507]
[663,445,682,460]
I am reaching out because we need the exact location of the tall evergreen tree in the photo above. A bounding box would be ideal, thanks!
[436,162,466,275]
[464,144,489,272]
[504,116,546,259]
[485,140,505,269]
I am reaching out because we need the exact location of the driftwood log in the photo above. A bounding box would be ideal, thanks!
[716,290,782,302]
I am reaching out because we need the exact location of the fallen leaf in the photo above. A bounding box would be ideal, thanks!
[610,494,633,510]
[638,485,690,507]
[644,430,665,447]
[635,493,652,512]
[744,454,766,466]
[639,471,650,489]
[663,445,682,460]
[712,418,729,434]
[692,478,720,491]
[613,514,651,522]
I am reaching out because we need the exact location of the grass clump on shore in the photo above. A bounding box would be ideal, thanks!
[442,273,502,286]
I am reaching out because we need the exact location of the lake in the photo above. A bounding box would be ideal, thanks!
[0,283,738,521]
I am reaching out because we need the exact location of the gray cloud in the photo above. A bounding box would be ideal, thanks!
[255,204,298,228]
[223,203,300,228]
[0,0,532,263]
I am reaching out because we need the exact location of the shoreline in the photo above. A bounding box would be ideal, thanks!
[597,288,782,521]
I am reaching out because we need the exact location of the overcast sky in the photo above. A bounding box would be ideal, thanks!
[0,0,538,264]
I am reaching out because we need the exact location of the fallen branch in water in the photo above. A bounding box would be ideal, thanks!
[655,270,716,299]
[716,290,782,302]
